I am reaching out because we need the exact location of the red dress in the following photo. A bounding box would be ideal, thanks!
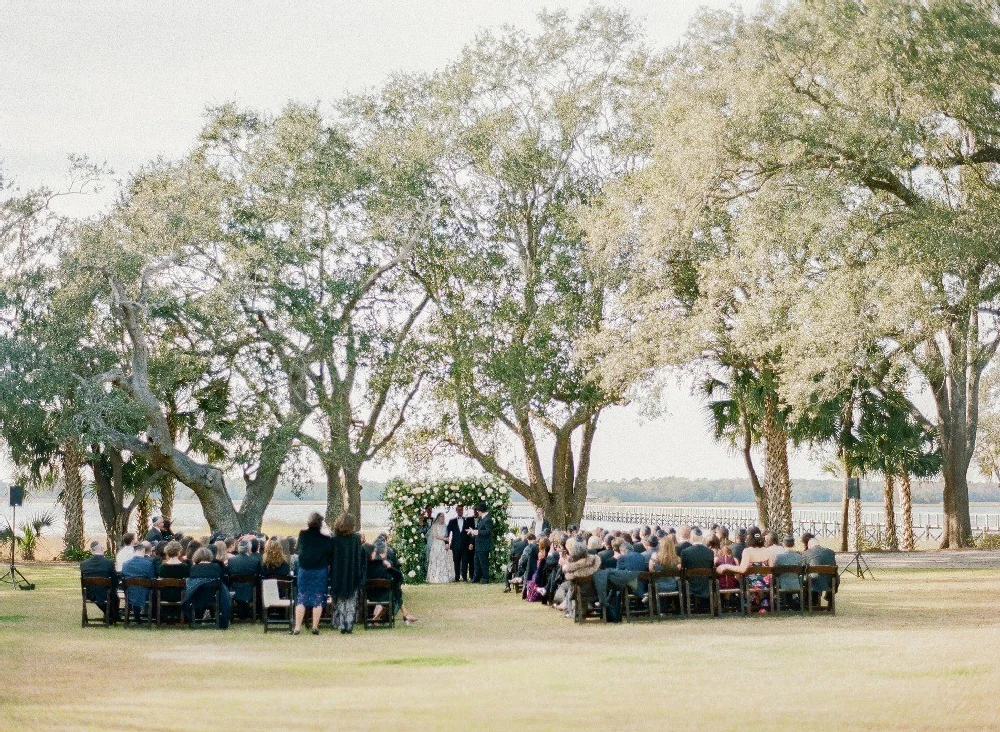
[715,554,739,590]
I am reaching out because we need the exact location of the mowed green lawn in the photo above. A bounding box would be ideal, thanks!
[1,565,998,731]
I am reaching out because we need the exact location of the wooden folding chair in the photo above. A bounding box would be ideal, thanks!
[683,567,717,617]
[121,577,155,627]
[572,578,604,623]
[805,566,838,615]
[155,578,186,628]
[80,577,114,628]
[649,568,685,620]
[261,578,294,633]
[716,571,746,616]
[772,565,806,614]
[362,579,396,629]
[623,572,654,622]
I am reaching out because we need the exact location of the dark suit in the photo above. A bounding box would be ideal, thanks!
[227,553,261,619]
[804,545,838,602]
[506,538,528,589]
[447,515,474,581]
[680,544,715,603]
[81,554,119,617]
[145,527,163,543]
[675,541,691,554]
[472,513,493,584]
[597,548,616,569]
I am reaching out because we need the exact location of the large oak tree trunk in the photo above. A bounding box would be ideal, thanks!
[899,472,915,551]
[762,394,792,535]
[60,440,86,554]
[325,462,345,527]
[883,474,898,551]
[158,475,175,524]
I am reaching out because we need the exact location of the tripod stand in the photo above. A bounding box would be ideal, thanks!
[1,503,35,590]
[840,551,874,579]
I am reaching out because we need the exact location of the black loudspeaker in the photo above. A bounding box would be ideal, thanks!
[847,477,861,500]
[9,485,24,507]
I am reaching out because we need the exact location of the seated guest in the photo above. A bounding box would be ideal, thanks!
[586,535,602,556]
[597,535,616,569]
[115,532,136,572]
[505,527,530,593]
[261,538,291,576]
[773,535,804,609]
[185,540,202,565]
[731,528,747,563]
[764,531,783,561]
[213,540,229,570]
[616,541,647,573]
[681,528,715,613]
[329,512,365,634]
[675,524,693,554]
[715,543,740,602]
[80,540,119,620]
[121,541,156,618]
[641,534,659,560]
[517,534,539,593]
[718,529,772,612]
[803,537,838,606]
[525,537,551,602]
[183,547,230,627]
[294,512,332,635]
[649,536,681,595]
[563,538,600,584]
[151,541,167,570]
[367,536,417,625]
[226,540,261,620]
[157,541,190,615]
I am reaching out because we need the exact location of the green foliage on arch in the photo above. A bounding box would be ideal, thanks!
[383,477,511,584]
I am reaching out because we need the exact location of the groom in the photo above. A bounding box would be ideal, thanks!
[447,505,474,582]
[468,502,493,585]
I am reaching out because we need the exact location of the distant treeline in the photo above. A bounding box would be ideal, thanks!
[21,476,999,506]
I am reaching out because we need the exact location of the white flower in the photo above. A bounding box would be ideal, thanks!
[407,570,416,578]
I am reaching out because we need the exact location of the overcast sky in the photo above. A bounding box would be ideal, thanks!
[0,0,854,483]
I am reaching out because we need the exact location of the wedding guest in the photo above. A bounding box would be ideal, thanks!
[732,528,747,562]
[598,535,616,569]
[773,535,804,609]
[675,525,692,554]
[115,532,136,572]
[517,533,539,592]
[213,541,229,569]
[650,536,681,599]
[329,512,365,634]
[160,518,175,541]
[803,537,838,607]
[293,512,332,636]
[532,505,551,537]
[227,541,260,620]
[185,540,203,565]
[367,536,417,625]
[146,516,165,543]
[718,529,773,612]
[121,542,156,619]
[261,538,290,576]
[681,528,715,613]
[81,540,118,619]
[157,541,190,610]
[525,537,551,602]
[505,527,530,592]
[185,547,230,627]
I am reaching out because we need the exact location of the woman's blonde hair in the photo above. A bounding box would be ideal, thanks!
[262,538,285,569]
[656,540,679,569]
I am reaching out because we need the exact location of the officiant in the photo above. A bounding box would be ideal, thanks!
[468,502,493,584]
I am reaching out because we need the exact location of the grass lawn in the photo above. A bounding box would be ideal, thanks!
[1,565,997,730]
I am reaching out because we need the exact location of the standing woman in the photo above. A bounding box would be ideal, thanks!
[329,512,366,635]
[293,512,332,636]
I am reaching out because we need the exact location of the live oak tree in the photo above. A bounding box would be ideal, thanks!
[603,0,1000,546]
[354,9,664,527]
[192,104,433,523]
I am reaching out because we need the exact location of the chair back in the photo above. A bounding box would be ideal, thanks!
[81,576,112,590]
[122,577,155,589]
[262,579,281,606]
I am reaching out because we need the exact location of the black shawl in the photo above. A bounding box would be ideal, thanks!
[329,533,366,599]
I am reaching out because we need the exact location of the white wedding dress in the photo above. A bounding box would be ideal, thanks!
[426,522,455,584]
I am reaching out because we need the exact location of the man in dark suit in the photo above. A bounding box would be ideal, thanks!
[731,528,747,563]
[469,502,493,584]
[80,540,119,620]
[773,535,804,609]
[680,528,715,613]
[597,534,616,569]
[505,527,529,592]
[227,540,261,620]
[803,537,838,606]
[447,505,474,581]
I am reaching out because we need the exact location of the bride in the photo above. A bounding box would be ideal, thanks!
[426,512,455,584]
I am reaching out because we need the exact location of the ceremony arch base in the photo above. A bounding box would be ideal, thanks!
[384,478,511,584]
